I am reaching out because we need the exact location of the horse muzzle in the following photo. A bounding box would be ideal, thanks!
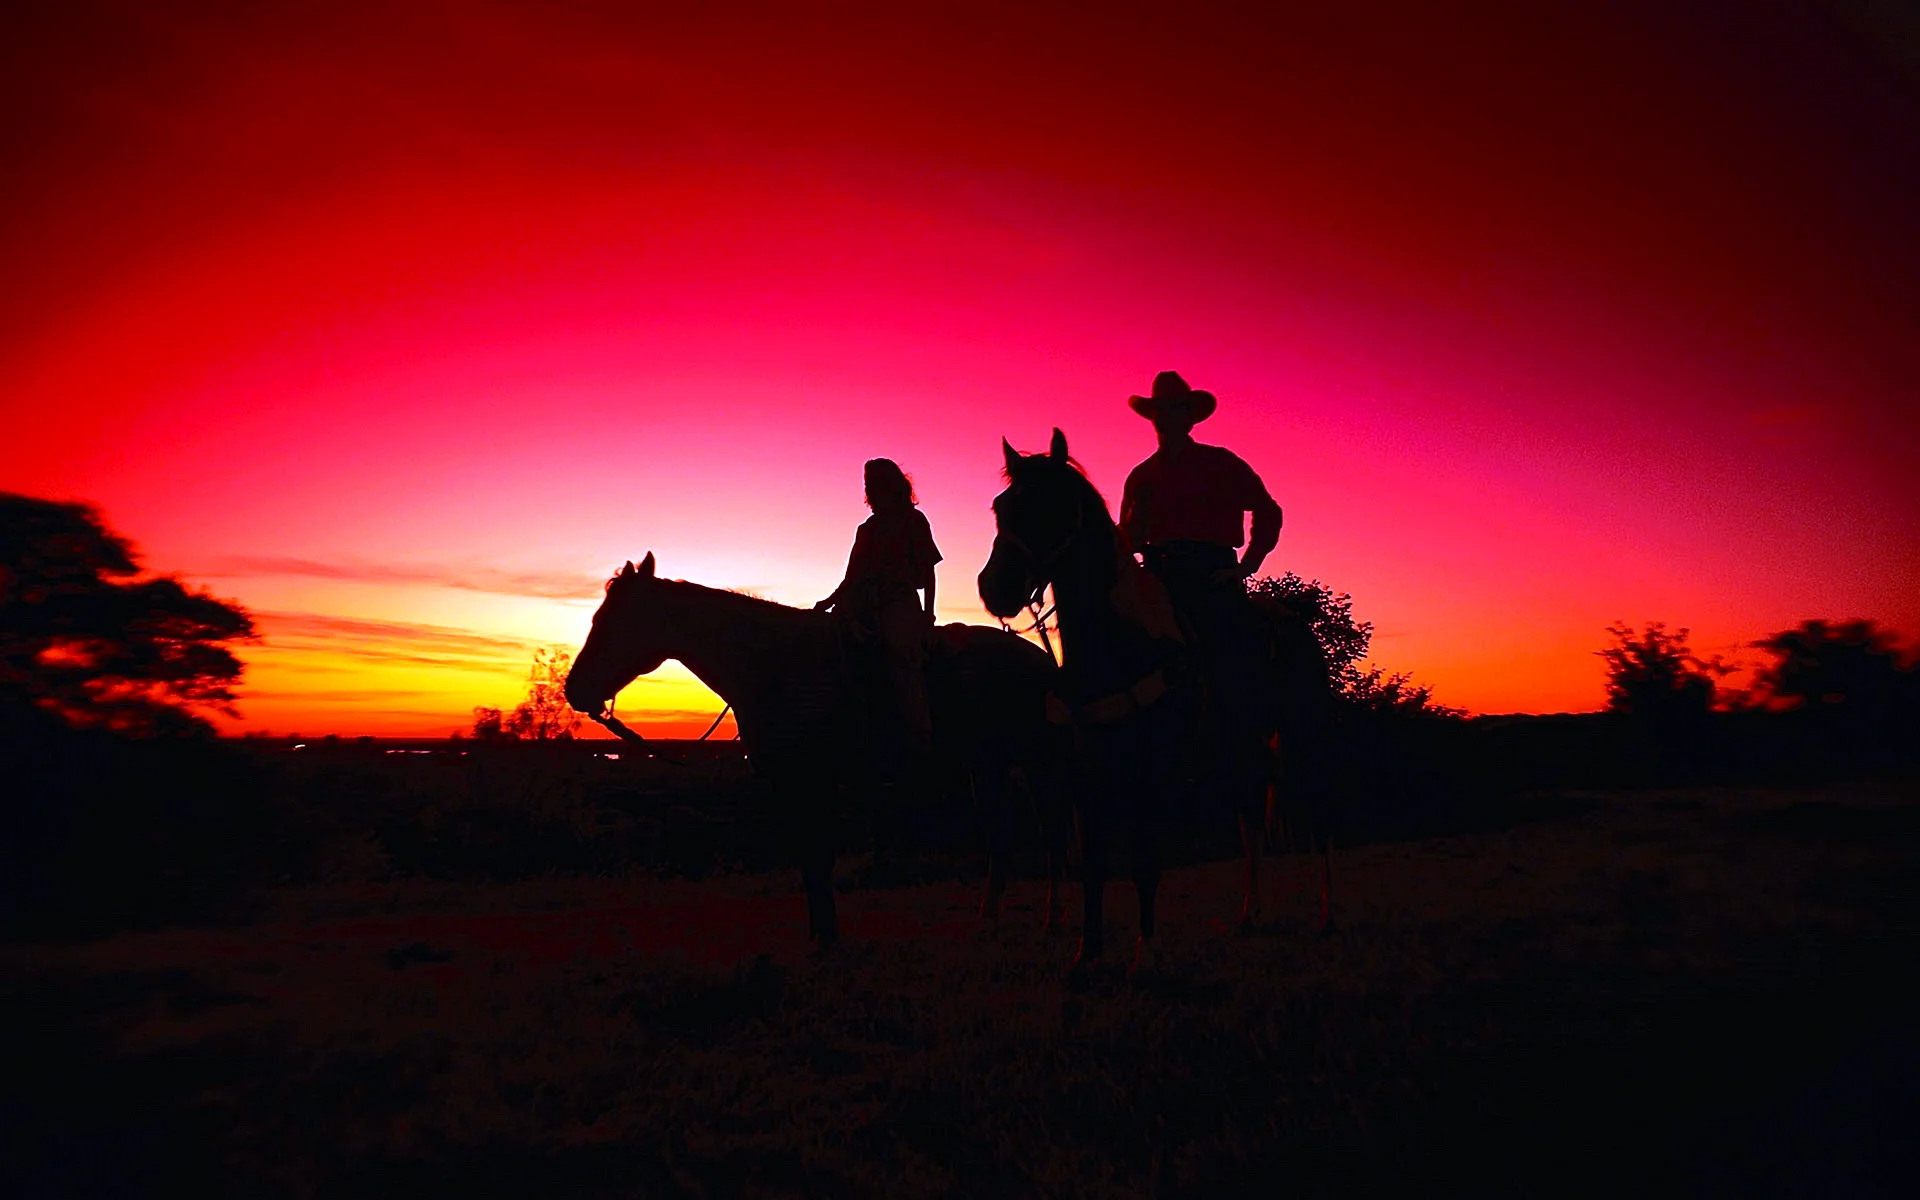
[978,541,1037,620]
[563,676,607,717]
[978,565,1032,621]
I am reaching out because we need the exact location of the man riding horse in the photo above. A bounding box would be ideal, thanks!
[1120,370,1283,740]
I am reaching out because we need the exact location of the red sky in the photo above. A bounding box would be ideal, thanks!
[4,1,1916,734]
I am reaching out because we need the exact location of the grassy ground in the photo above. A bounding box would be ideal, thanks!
[5,779,1919,1197]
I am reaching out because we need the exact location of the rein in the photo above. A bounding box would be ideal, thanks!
[993,492,1086,669]
[589,699,737,765]
[997,472,1185,732]
[1001,595,1059,666]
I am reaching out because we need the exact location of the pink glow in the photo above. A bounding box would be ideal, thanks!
[4,4,1914,733]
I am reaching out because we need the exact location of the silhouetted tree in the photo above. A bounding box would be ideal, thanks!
[471,705,508,742]
[1345,665,1466,718]
[1749,620,1917,767]
[1750,619,1912,712]
[1248,572,1455,715]
[1247,572,1369,686]
[1597,621,1731,720]
[483,646,581,741]
[1,492,255,736]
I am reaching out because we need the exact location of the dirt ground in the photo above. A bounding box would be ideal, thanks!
[5,779,1919,1197]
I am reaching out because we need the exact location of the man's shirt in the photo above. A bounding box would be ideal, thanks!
[1120,442,1275,550]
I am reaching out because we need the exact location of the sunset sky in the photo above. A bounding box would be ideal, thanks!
[4,1,1915,735]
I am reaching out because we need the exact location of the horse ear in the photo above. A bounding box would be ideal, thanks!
[1049,428,1068,461]
[1002,437,1020,474]
[638,551,655,578]
[621,560,634,576]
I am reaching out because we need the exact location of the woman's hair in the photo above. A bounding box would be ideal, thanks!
[863,458,917,511]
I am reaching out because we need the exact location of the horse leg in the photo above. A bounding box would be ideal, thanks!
[1318,831,1335,934]
[1021,761,1069,933]
[804,840,839,949]
[1070,799,1106,983]
[1263,734,1285,851]
[974,768,1007,921]
[1129,809,1163,980]
[774,778,819,944]
[1238,807,1262,936]
[1265,779,1281,853]
[1241,733,1278,934]
[801,852,823,944]
[793,784,839,949]
[1042,828,1067,935]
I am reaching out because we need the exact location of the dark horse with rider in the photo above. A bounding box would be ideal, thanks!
[565,371,1334,982]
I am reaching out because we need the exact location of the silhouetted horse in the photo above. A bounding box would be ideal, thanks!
[979,430,1335,981]
[564,553,1070,951]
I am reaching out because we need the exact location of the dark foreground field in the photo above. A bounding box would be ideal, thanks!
[5,777,1919,1197]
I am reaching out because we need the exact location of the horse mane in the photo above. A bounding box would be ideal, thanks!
[1008,453,1117,533]
[603,571,808,619]
[1007,448,1188,649]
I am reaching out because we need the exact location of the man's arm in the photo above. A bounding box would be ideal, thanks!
[1240,489,1282,578]
[1118,468,1147,557]
[1235,458,1282,579]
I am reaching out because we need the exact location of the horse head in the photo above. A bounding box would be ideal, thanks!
[979,427,1094,620]
[564,551,671,719]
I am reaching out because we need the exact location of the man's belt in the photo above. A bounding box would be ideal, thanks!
[1142,541,1237,574]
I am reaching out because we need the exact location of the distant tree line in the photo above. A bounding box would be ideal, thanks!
[1599,617,1919,721]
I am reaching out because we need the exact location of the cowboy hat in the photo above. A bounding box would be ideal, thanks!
[1128,370,1217,423]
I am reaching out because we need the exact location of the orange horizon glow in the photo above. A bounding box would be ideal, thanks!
[5,4,1915,737]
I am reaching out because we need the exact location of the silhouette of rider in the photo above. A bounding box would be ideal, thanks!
[1119,371,1282,727]
[816,458,941,760]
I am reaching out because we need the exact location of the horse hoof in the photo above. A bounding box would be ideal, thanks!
[1237,915,1257,938]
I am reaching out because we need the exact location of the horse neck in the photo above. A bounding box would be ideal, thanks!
[1046,514,1139,681]
[651,581,817,706]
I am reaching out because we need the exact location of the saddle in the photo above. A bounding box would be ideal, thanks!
[1041,554,1190,733]
[1110,541,1185,646]
[823,609,943,752]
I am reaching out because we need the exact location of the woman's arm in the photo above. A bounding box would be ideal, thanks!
[816,530,864,611]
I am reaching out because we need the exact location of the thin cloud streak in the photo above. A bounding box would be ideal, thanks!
[245,609,678,686]
[247,609,540,673]
[254,610,542,655]
[204,556,606,601]
[237,688,441,702]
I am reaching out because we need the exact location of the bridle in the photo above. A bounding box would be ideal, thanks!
[588,699,733,752]
[992,479,1087,666]
[993,465,1188,738]
[581,571,734,758]
[587,703,649,743]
